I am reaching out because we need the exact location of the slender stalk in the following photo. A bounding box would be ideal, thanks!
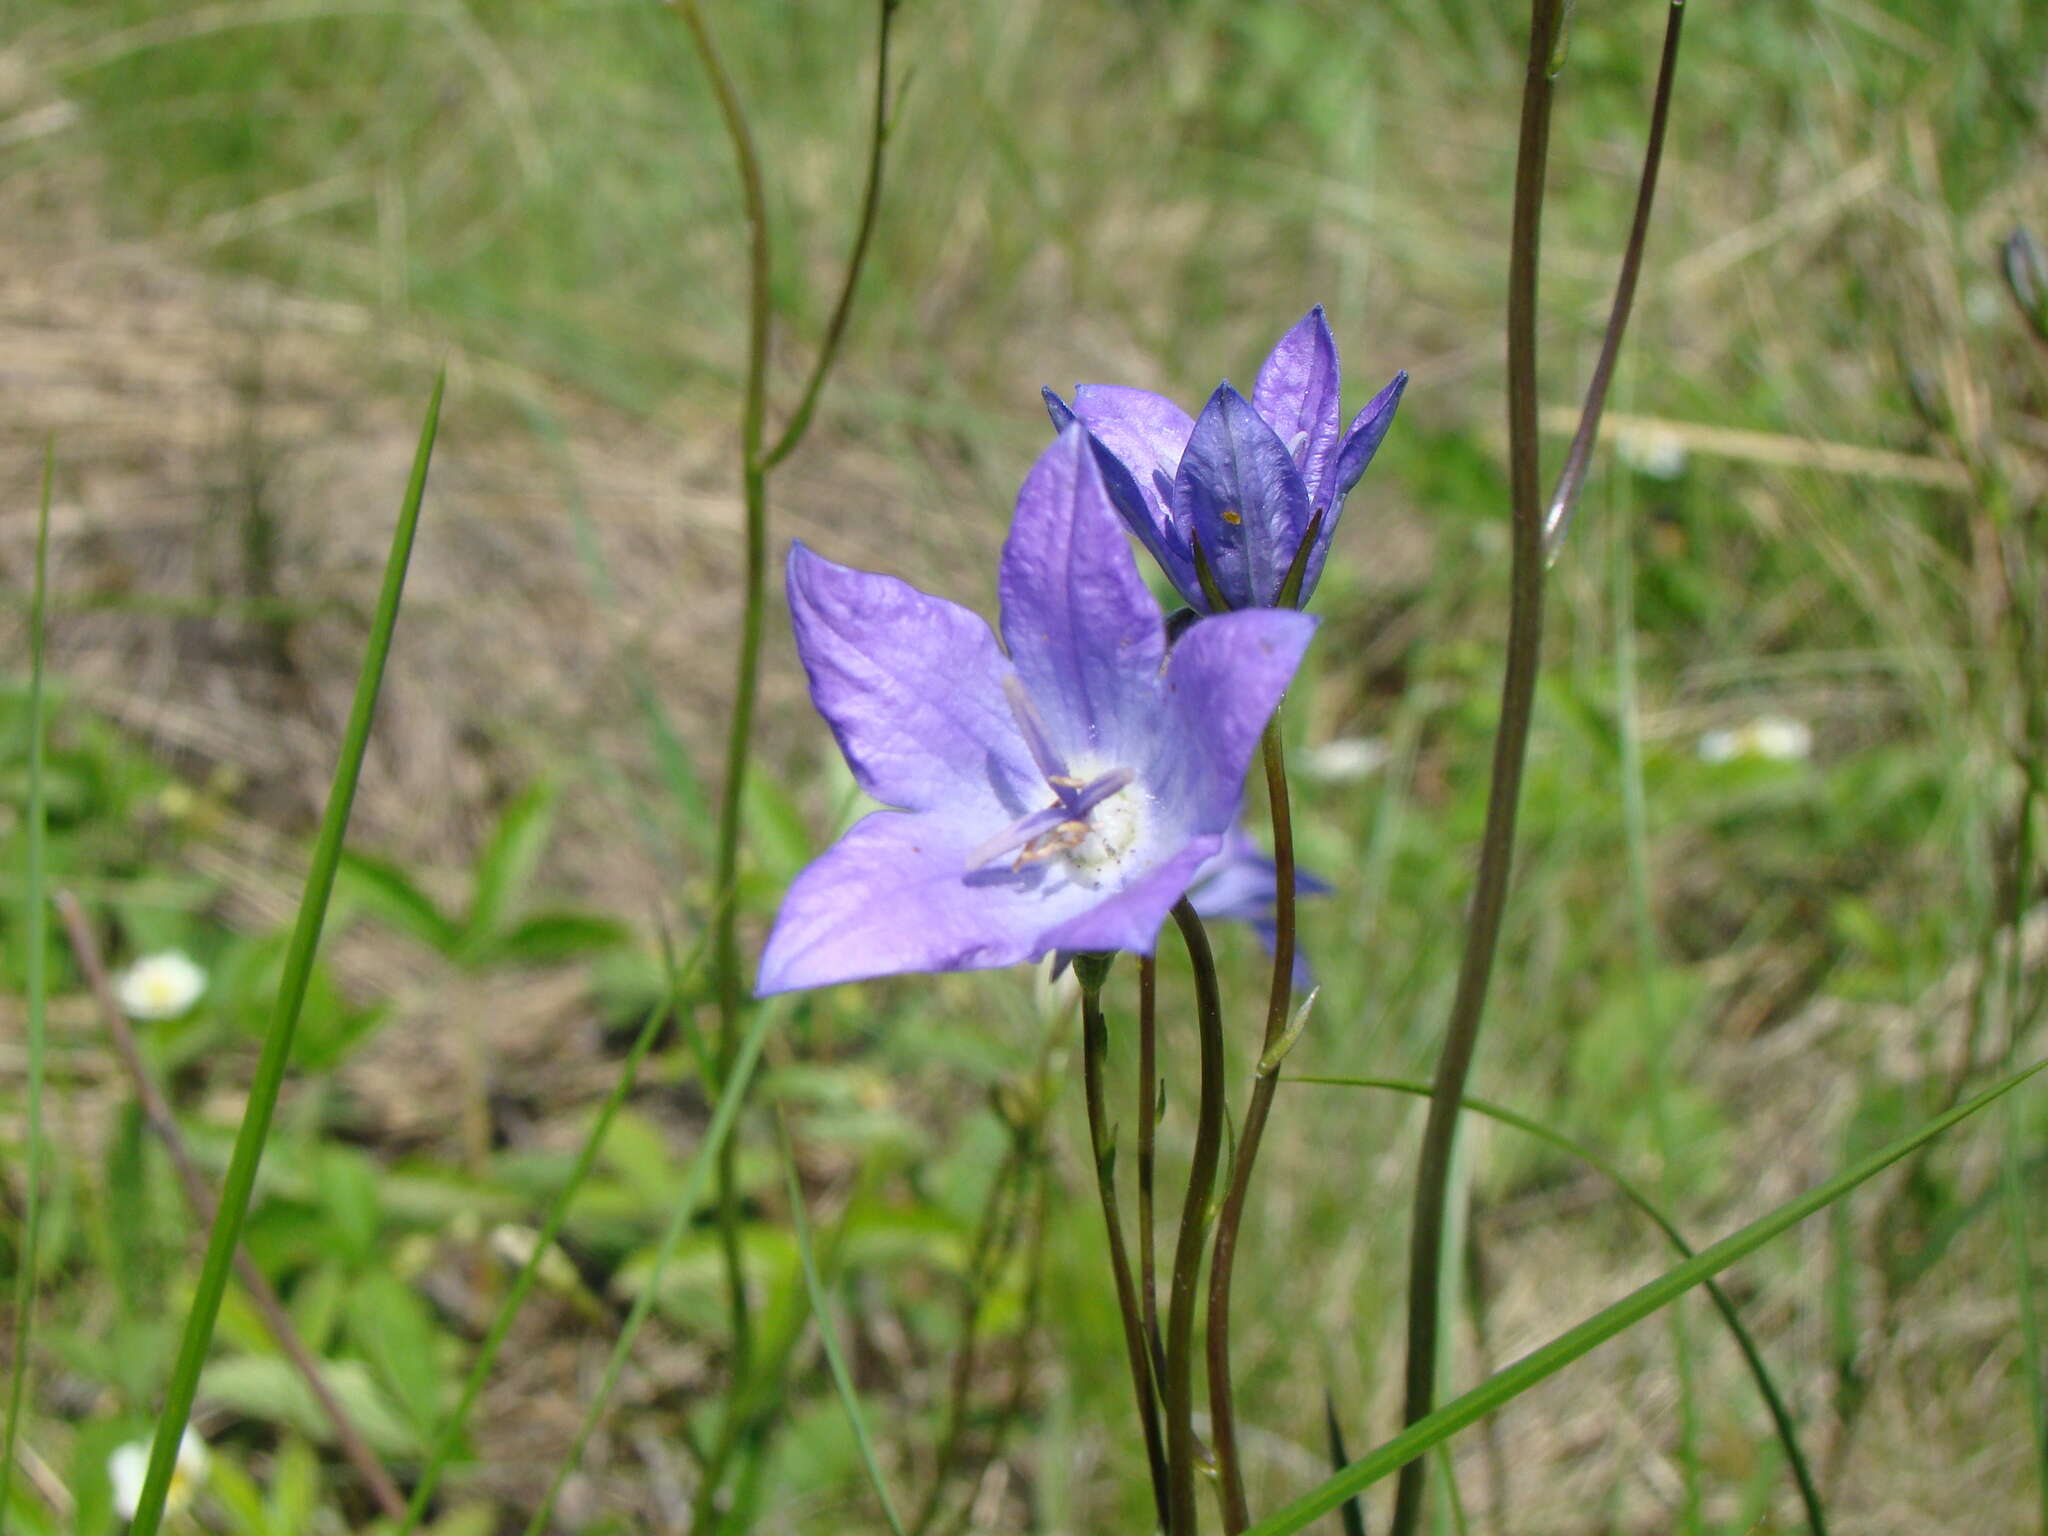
[1387,4,1561,1528]
[1206,720,1298,1530]
[1077,960,1171,1531]
[54,894,408,1522]
[761,0,899,472]
[1166,900,1228,1536]
[128,378,438,1536]
[1543,0,1689,560]
[676,0,771,1387]
[1138,953,1166,1388]
[673,4,898,1459]
[0,447,52,1531]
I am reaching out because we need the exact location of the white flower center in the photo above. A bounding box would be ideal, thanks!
[1059,781,1144,889]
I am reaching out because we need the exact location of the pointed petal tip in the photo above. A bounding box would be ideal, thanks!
[1041,385,1076,431]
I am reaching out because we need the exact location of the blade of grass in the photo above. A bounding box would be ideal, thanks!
[0,446,54,1535]
[1291,1077,1831,1533]
[1256,1065,2044,1536]
[127,374,442,1536]
[521,994,784,1536]
[393,910,721,1532]
[775,1110,908,1536]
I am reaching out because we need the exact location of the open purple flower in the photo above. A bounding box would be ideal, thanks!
[757,426,1317,996]
[1043,305,1406,613]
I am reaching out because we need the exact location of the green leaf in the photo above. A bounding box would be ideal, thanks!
[483,909,631,967]
[0,445,51,1524]
[1252,1059,2047,1536]
[463,777,561,946]
[198,1355,423,1458]
[336,851,459,955]
[345,1272,448,1438]
[127,373,441,1536]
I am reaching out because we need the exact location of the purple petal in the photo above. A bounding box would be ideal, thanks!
[1143,608,1318,834]
[1173,384,1313,609]
[1035,837,1222,957]
[1252,306,1343,508]
[1069,384,1196,528]
[788,545,1040,819]
[998,426,1166,761]
[1303,370,1408,601]
[757,810,1102,994]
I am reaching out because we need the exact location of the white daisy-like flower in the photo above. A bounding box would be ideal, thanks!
[1698,714,1813,765]
[114,951,207,1021]
[108,1427,210,1521]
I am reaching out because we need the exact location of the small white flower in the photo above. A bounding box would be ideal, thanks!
[108,1428,210,1521]
[115,951,207,1021]
[1617,428,1689,481]
[1299,736,1392,784]
[1698,714,1813,765]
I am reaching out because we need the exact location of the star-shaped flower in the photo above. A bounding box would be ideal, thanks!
[1043,305,1406,612]
[757,426,1317,995]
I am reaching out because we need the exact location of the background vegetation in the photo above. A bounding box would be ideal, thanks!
[2,0,2045,1530]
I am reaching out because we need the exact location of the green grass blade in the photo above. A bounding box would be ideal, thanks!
[776,1112,908,1536]
[521,995,783,1536]
[127,375,443,1536]
[1294,1073,1828,1533]
[394,918,717,1533]
[1260,1066,2048,1536]
[0,446,54,1534]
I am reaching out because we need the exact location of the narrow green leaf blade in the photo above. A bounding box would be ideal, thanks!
[0,445,54,1530]
[464,777,560,944]
[127,373,443,1536]
[1253,1060,2047,1536]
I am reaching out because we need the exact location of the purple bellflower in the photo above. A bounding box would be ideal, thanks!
[1043,305,1406,613]
[756,426,1317,996]
[1188,825,1332,992]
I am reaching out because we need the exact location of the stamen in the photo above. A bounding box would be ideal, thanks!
[1014,820,1090,868]
[1220,507,1243,526]
[1002,673,1070,788]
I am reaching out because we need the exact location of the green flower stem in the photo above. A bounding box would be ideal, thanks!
[128,375,441,1536]
[1166,899,1228,1536]
[1257,1058,2047,1536]
[675,0,899,1440]
[1077,958,1172,1532]
[0,447,52,1529]
[1207,719,1298,1531]
[1138,954,1167,1388]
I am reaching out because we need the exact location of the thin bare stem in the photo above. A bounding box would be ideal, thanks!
[762,0,900,472]
[1388,4,1563,1531]
[1166,900,1228,1536]
[1138,953,1166,1389]
[1543,0,1688,560]
[1206,720,1298,1531]
[1078,961,1171,1531]
[56,894,409,1521]
[674,0,770,1395]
